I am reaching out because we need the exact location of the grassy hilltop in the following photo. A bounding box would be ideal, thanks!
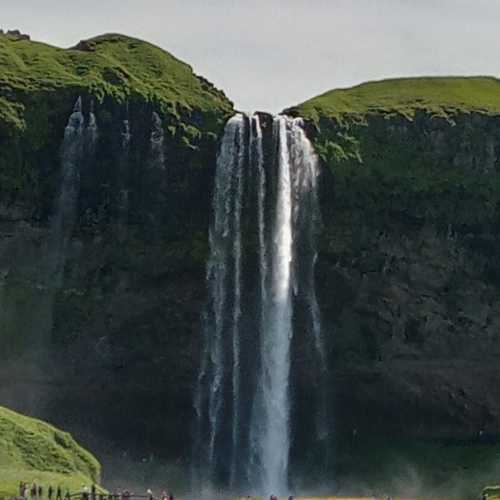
[0,31,232,134]
[293,76,500,121]
[0,31,233,201]
[0,406,101,500]
[287,76,500,229]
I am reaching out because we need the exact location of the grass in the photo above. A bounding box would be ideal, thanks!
[0,32,233,134]
[286,76,500,232]
[291,76,500,122]
[0,406,101,500]
[0,31,233,200]
[484,486,500,500]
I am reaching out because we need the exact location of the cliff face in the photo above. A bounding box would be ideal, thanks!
[2,32,500,471]
[291,77,500,444]
[0,33,233,455]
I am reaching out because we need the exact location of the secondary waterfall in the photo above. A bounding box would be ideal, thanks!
[151,111,165,169]
[195,112,326,495]
[48,96,94,281]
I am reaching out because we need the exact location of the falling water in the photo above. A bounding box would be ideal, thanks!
[117,118,132,232]
[195,112,326,495]
[290,119,326,371]
[87,102,99,153]
[196,115,244,475]
[255,115,294,494]
[230,116,246,487]
[42,96,97,346]
[122,119,132,149]
[48,96,87,278]
[151,111,165,169]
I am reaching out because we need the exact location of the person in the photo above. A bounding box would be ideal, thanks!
[56,486,62,500]
[91,485,96,500]
[48,486,54,500]
[82,486,90,500]
[31,483,37,498]
[38,486,43,498]
[147,489,153,500]
[160,492,168,500]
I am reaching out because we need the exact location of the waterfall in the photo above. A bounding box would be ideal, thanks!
[255,116,294,494]
[87,102,98,153]
[34,96,97,350]
[195,112,326,495]
[151,111,165,169]
[117,118,132,228]
[48,96,90,280]
[196,114,244,478]
[230,116,246,487]
[122,119,132,149]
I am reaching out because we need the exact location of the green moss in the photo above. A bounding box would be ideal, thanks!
[484,485,500,500]
[0,33,233,134]
[292,76,500,122]
[290,76,500,233]
[0,406,101,499]
[0,32,233,202]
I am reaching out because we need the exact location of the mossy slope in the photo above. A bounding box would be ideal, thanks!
[288,76,500,229]
[0,406,100,499]
[0,32,233,134]
[0,32,233,202]
[293,76,500,121]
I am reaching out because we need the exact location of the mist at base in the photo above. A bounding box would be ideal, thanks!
[90,437,500,500]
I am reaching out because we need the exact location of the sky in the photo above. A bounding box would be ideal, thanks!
[3,0,500,113]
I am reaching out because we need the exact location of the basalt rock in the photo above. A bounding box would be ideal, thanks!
[2,35,500,474]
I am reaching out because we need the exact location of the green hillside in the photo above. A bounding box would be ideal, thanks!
[0,31,234,200]
[292,76,500,121]
[0,406,100,500]
[287,76,500,232]
[0,31,233,135]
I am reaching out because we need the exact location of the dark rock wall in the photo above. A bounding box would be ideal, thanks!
[0,95,222,458]
[314,111,500,444]
[2,99,500,464]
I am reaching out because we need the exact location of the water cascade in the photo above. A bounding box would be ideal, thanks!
[48,96,96,283]
[151,111,165,169]
[0,97,98,362]
[117,117,132,229]
[195,113,327,495]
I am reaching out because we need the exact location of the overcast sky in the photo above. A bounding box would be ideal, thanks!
[3,0,500,113]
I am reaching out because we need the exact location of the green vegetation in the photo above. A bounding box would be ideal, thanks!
[0,406,101,500]
[0,32,233,134]
[290,77,500,233]
[0,31,233,201]
[484,485,500,500]
[293,76,500,122]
